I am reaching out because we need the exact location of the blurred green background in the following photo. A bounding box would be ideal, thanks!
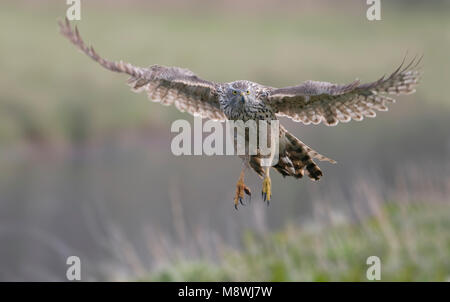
[0,0,449,281]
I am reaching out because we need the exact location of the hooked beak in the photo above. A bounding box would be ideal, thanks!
[240,92,246,103]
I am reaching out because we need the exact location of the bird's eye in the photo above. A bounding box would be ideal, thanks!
[246,90,250,95]
[232,90,237,95]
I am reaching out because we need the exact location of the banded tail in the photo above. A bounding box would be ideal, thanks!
[249,128,335,181]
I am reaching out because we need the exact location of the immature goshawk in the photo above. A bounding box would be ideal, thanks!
[59,19,421,208]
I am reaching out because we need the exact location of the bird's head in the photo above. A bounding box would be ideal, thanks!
[224,81,256,109]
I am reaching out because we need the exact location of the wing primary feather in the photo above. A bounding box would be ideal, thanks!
[269,55,421,126]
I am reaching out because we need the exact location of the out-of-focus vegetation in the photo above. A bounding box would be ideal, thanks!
[0,1,449,145]
[146,202,450,282]
[0,1,449,281]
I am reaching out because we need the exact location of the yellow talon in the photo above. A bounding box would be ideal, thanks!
[262,176,272,203]
[234,170,251,209]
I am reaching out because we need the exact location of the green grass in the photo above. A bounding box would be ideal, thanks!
[144,203,450,281]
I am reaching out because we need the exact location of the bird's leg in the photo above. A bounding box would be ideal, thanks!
[261,125,277,205]
[262,166,272,205]
[234,160,251,209]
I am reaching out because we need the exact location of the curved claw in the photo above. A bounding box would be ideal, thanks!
[261,176,272,205]
[245,193,252,204]
[234,178,251,209]
[244,185,251,204]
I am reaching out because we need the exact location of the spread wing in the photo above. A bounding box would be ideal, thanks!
[58,18,226,120]
[266,56,422,126]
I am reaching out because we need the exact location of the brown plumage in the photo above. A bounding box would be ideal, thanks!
[267,55,422,126]
[59,18,421,208]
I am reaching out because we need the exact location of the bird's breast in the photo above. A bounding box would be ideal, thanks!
[224,105,276,122]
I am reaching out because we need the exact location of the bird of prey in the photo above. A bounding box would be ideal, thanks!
[59,19,421,209]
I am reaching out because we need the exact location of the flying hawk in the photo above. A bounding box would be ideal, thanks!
[59,19,421,209]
